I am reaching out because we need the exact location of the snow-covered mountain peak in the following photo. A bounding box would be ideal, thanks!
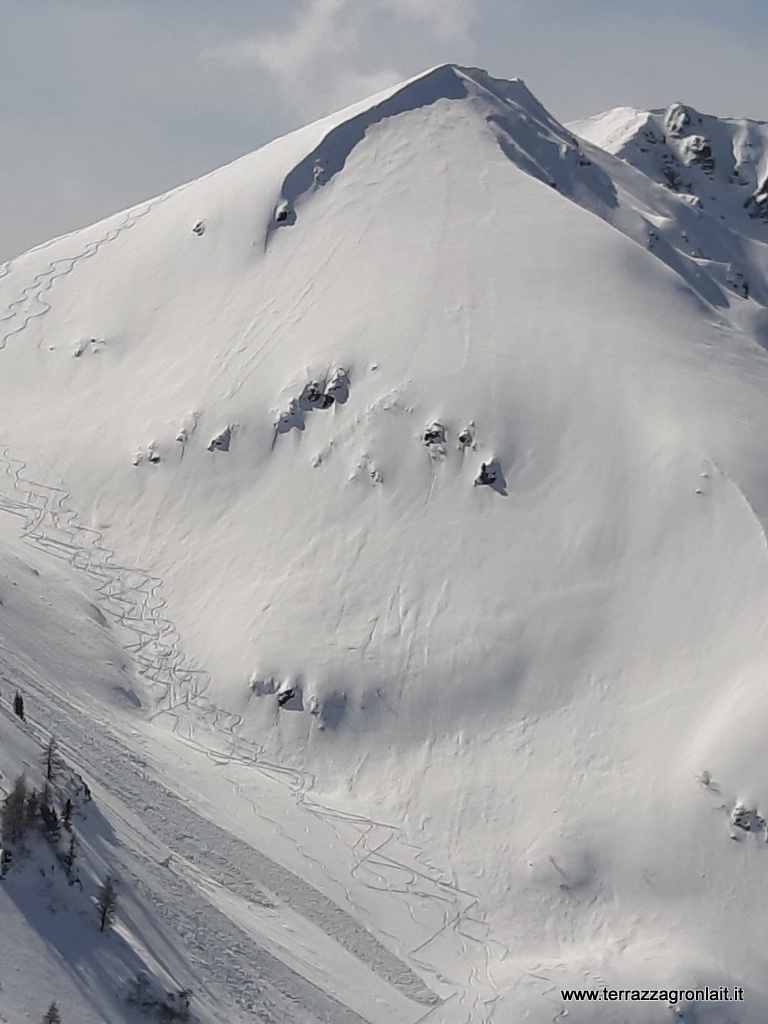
[265,62,617,247]
[4,67,768,1023]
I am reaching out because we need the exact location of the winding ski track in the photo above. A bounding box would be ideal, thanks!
[0,200,169,353]
[0,219,508,1024]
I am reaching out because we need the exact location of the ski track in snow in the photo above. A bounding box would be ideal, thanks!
[0,195,175,353]
[0,441,507,1022]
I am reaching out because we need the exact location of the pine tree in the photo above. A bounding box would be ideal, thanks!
[40,802,59,842]
[41,1002,62,1023]
[1,775,28,846]
[13,691,24,720]
[63,832,77,872]
[25,790,40,829]
[96,876,117,932]
[37,783,59,840]
[42,737,61,783]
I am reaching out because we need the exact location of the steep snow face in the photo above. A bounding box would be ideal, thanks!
[3,64,768,1020]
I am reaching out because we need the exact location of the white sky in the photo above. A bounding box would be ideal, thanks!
[1,0,767,261]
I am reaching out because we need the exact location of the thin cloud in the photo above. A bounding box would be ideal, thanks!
[206,0,478,122]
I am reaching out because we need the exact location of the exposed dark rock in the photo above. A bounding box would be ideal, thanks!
[326,367,350,404]
[681,135,715,173]
[208,426,233,452]
[474,458,508,495]
[423,421,446,447]
[475,461,498,486]
[277,683,303,710]
[661,154,687,192]
[275,398,305,434]
[274,200,295,226]
[731,804,766,835]
[301,380,335,410]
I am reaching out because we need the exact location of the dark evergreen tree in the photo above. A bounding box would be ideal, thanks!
[41,1002,62,1024]
[13,692,24,720]
[96,876,117,932]
[42,737,61,783]
[1,775,28,846]
[63,832,77,872]
[40,801,59,841]
[25,790,40,829]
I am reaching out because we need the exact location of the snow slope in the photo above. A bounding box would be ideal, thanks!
[2,64,768,1022]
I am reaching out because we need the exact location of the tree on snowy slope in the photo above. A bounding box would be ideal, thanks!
[96,875,117,932]
[41,1002,61,1023]
[1,774,29,847]
[63,831,77,873]
[42,736,62,783]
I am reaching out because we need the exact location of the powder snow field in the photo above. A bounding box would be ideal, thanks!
[2,64,768,1022]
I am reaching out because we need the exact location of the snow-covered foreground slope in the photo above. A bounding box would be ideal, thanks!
[2,64,768,1022]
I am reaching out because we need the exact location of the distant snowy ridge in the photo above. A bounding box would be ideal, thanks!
[571,101,768,226]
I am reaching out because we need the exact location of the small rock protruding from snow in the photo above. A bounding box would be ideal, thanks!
[326,366,350,404]
[727,266,750,299]
[731,804,767,837]
[474,458,507,493]
[207,426,233,452]
[301,380,334,410]
[457,426,475,449]
[133,442,161,466]
[350,453,382,485]
[277,372,348,436]
[175,411,199,444]
[423,421,447,448]
[192,220,205,236]
[274,200,295,225]
[72,337,103,358]
[475,461,498,486]
[277,680,303,710]
[275,398,305,434]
